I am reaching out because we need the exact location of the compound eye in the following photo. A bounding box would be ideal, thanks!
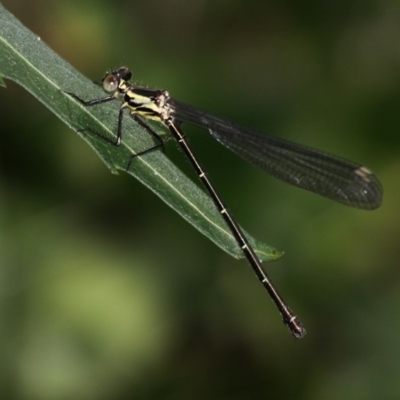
[102,74,119,93]
[119,66,132,81]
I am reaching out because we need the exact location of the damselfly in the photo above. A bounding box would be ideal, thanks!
[66,67,383,338]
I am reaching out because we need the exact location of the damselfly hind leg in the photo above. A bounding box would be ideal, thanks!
[65,91,169,170]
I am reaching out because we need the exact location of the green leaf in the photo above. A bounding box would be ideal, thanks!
[0,3,282,262]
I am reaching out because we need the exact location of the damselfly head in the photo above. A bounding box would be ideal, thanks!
[115,66,132,81]
[102,67,132,93]
[102,73,119,93]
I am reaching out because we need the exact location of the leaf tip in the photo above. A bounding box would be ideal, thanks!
[256,247,284,262]
[0,76,7,88]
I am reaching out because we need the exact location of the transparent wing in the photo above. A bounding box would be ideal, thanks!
[170,99,382,210]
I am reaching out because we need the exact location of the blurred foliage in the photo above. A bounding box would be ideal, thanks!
[0,1,399,399]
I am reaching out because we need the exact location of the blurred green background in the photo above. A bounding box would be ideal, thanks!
[1,1,399,399]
